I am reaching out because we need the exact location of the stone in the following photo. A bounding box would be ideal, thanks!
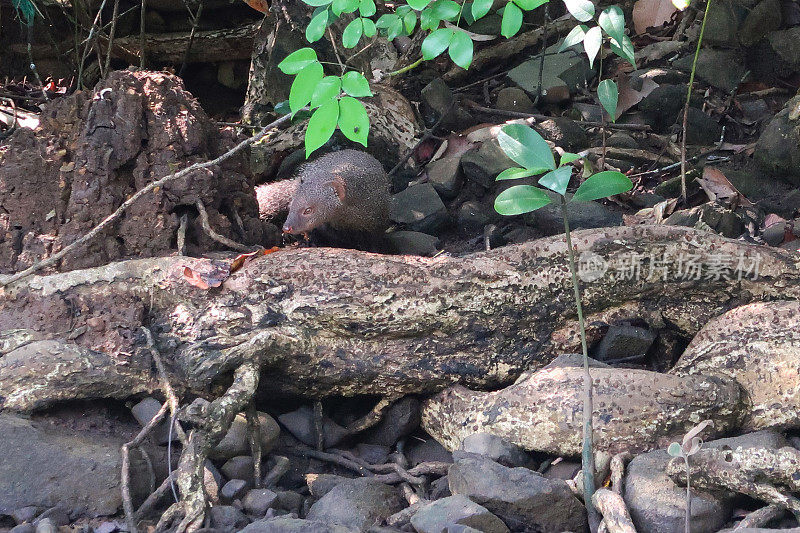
[673,49,747,93]
[307,474,351,498]
[606,132,639,149]
[407,438,454,466]
[421,78,459,130]
[220,479,249,503]
[448,454,587,532]
[10,507,39,524]
[702,0,740,47]
[410,495,509,533]
[389,183,449,234]
[130,397,173,444]
[239,517,354,533]
[593,325,657,362]
[685,107,723,145]
[768,27,800,71]
[461,140,517,188]
[456,201,497,231]
[242,489,278,517]
[10,524,35,533]
[460,433,533,468]
[496,87,535,114]
[221,456,255,483]
[34,507,69,527]
[386,231,441,256]
[524,190,622,235]
[763,221,787,246]
[663,203,745,238]
[624,449,730,533]
[211,412,280,461]
[430,475,452,499]
[638,85,686,131]
[354,443,390,465]
[277,406,348,449]
[34,519,56,533]
[274,491,304,514]
[740,0,782,46]
[542,460,581,481]
[534,117,588,152]
[507,44,594,101]
[209,505,251,531]
[427,156,464,199]
[754,96,800,186]
[306,478,404,531]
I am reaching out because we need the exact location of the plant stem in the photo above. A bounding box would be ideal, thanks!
[560,196,598,528]
[680,0,712,203]
[387,56,423,77]
[685,456,692,533]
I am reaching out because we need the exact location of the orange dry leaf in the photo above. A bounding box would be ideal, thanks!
[244,0,270,13]
[696,167,753,207]
[230,246,279,273]
[632,0,677,34]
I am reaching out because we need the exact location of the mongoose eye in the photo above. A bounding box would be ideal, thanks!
[303,206,313,215]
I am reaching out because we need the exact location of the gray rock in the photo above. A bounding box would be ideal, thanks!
[34,519,55,533]
[534,117,588,152]
[209,505,250,531]
[663,203,745,238]
[354,443,390,465]
[422,78,460,131]
[754,95,800,186]
[461,140,517,188]
[130,397,173,444]
[524,190,622,235]
[211,412,280,461]
[407,438,454,466]
[496,87,535,114]
[460,433,532,468]
[0,413,159,516]
[410,495,509,533]
[389,183,449,234]
[306,478,403,531]
[278,406,348,449]
[93,520,124,533]
[427,156,464,199]
[274,491,304,514]
[685,107,723,145]
[35,507,69,527]
[10,524,35,533]
[10,507,39,524]
[456,201,497,231]
[220,479,249,503]
[448,454,587,532]
[702,0,740,47]
[386,231,441,256]
[507,44,594,102]
[763,221,787,246]
[740,0,782,46]
[624,449,730,533]
[606,132,639,149]
[674,49,747,93]
[240,517,355,533]
[638,84,686,131]
[221,456,255,483]
[307,474,352,498]
[243,488,278,517]
[705,429,788,451]
[593,325,657,362]
[768,27,800,71]
[430,475,452,499]
[542,460,581,481]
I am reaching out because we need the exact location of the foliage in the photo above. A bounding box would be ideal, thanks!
[12,0,36,25]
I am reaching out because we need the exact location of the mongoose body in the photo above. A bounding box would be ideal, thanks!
[269,149,390,250]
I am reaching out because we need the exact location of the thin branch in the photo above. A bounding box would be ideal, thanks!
[463,101,651,131]
[104,0,121,74]
[195,199,254,252]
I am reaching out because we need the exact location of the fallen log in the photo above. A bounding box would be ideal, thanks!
[1,225,798,411]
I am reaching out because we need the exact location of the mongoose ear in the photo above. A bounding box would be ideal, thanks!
[328,178,347,202]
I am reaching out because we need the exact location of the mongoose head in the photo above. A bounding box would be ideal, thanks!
[282,176,347,235]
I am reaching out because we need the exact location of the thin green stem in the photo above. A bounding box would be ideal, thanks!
[386,56,423,76]
[685,456,692,533]
[680,0,712,203]
[560,196,598,529]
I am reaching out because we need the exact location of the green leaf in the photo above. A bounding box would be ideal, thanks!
[274,100,291,115]
[342,18,364,47]
[514,0,548,11]
[301,0,333,7]
[667,442,684,457]
[495,185,553,215]
[289,61,324,114]
[572,170,632,202]
[376,13,398,28]
[422,27,454,59]
[431,0,461,19]
[402,11,417,33]
[359,0,376,16]
[407,0,433,9]
[332,0,359,15]
[306,8,330,42]
[338,97,370,146]
[472,0,493,19]
[311,76,342,108]
[497,124,556,173]
[583,25,602,68]
[597,79,618,122]
[341,71,373,97]
[610,33,635,67]
[496,167,542,180]
[560,151,582,165]
[306,99,339,157]
[501,2,523,38]
[563,0,594,21]
[362,17,377,37]
[420,7,439,30]
[448,30,473,69]
[598,5,625,47]
[12,0,36,24]
[559,24,588,52]
[278,48,318,74]
[397,4,412,15]
[538,166,572,196]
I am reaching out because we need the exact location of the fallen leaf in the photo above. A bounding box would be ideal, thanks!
[230,247,279,273]
[617,74,659,118]
[243,0,270,12]
[696,166,753,207]
[183,265,227,290]
[633,0,678,34]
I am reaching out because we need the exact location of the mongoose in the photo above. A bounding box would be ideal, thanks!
[257,149,390,251]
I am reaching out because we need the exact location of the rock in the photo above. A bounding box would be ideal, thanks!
[239,517,354,533]
[421,78,464,131]
[221,456,255,483]
[407,438,454,466]
[389,183,450,234]
[34,507,69,527]
[507,44,594,102]
[410,495,509,533]
[461,140,517,188]
[306,478,403,531]
[638,84,686,130]
[460,433,533,468]
[10,507,39,524]
[386,231,441,256]
[542,460,581,481]
[130,397,173,444]
[211,412,280,461]
[593,325,657,362]
[702,0,740,47]
[448,454,587,532]
[209,505,251,531]
[354,443,390,465]
[10,524,35,533]
[663,203,745,238]
[674,49,747,93]
[685,107,723,145]
[278,406,348,449]
[456,201,497,231]
[274,491,304,514]
[496,87,535,114]
[307,474,351,498]
[534,118,588,152]
[0,413,160,516]
[243,489,278,517]
[739,0,782,46]
[524,190,622,235]
[624,449,730,533]
[767,27,800,71]
[427,156,464,199]
[220,479,249,503]
[671,301,800,431]
[34,519,56,533]
[93,521,124,533]
[430,475,452,499]
[754,95,800,186]
[763,221,787,246]
[606,132,639,149]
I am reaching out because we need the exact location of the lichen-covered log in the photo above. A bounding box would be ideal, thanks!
[1,225,799,411]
